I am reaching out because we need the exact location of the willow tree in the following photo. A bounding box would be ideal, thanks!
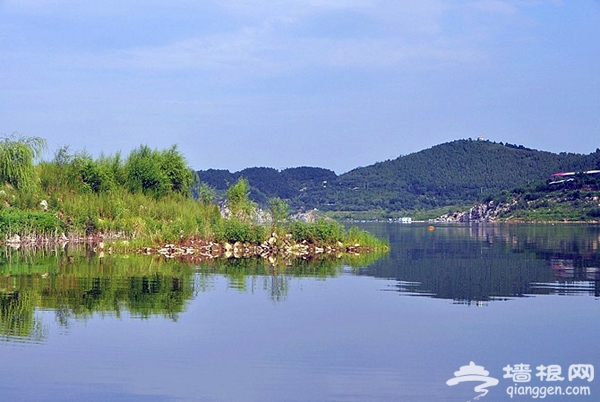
[0,134,46,191]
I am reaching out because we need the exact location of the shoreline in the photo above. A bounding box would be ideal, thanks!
[1,231,380,263]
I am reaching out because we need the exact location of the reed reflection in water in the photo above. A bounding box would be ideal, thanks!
[0,223,598,402]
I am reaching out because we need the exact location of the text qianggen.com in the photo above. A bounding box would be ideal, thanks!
[507,384,591,399]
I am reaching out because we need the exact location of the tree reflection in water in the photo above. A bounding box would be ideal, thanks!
[355,223,600,303]
[0,245,381,342]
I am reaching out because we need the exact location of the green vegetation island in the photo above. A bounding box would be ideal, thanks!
[0,135,387,261]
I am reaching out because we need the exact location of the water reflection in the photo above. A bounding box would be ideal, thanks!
[196,253,378,302]
[1,223,599,342]
[356,223,600,303]
[0,247,196,343]
[0,246,379,342]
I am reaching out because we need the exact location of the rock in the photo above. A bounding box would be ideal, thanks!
[6,234,21,244]
[290,210,318,223]
[437,200,500,223]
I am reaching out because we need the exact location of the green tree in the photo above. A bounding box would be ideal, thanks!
[125,145,170,197]
[70,151,116,194]
[0,134,46,192]
[125,145,195,198]
[268,197,289,229]
[196,182,216,206]
[227,178,255,221]
[161,145,196,196]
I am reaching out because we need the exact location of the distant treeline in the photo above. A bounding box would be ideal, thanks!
[197,139,600,214]
[197,166,337,207]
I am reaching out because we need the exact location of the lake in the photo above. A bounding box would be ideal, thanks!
[0,223,598,402]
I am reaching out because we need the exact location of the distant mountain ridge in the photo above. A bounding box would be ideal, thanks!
[197,139,600,214]
[197,166,337,206]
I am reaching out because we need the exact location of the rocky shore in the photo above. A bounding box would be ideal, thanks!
[435,201,507,223]
[143,232,371,263]
[435,198,600,224]
[2,231,374,264]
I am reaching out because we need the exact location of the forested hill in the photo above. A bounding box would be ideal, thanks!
[332,139,600,211]
[197,139,600,213]
[197,166,337,206]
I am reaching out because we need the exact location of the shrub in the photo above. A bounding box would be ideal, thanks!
[289,219,345,244]
[125,145,171,198]
[161,145,196,196]
[268,197,289,228]
[226,178,256,222]
[588,208,600,218]
[0,209,65,235]
[214,219,266,244]
[125,145,195,199]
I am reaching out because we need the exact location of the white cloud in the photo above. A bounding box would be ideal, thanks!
[2,0,561,83]
[125,29,265,70]
[107,29,479,77]
[91,0,484,75]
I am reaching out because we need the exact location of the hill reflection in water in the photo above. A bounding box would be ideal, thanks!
[353,222,600,303]
[1,223,598,342]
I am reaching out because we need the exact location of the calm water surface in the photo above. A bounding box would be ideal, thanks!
[1,223,598,402]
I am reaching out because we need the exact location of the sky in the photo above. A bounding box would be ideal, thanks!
[1,1,599,174]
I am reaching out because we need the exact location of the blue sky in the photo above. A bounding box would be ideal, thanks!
[1,1,599,173]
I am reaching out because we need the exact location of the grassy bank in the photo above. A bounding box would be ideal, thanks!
[0,135,387,255]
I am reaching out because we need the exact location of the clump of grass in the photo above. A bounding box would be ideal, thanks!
[345,225,388,249]
[0,209,65,236]
[287,218,387,250]
[213,219,267,244]
[288,218,345,244]
[50,188,222,242]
